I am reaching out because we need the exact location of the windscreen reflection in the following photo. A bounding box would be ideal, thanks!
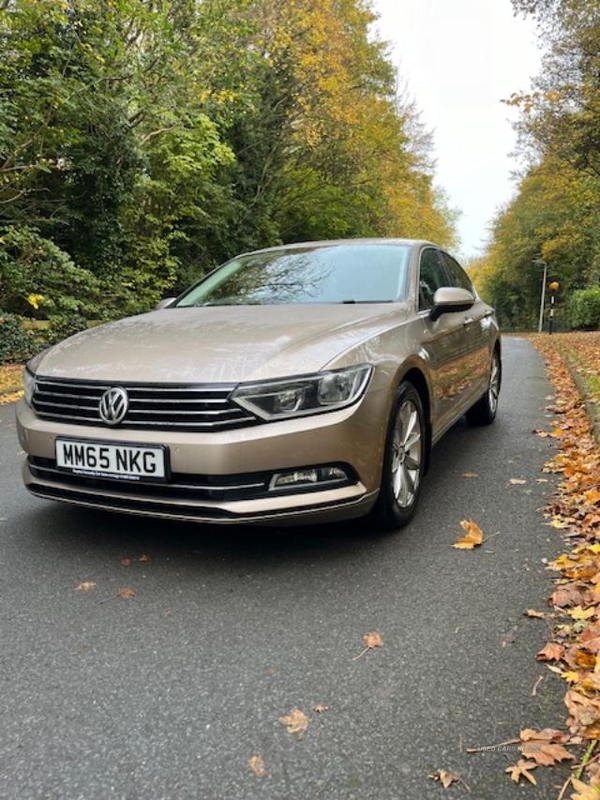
[177,244,411,306]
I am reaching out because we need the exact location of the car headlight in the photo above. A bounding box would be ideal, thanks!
[232,364,372,421]
[23,367,36,406]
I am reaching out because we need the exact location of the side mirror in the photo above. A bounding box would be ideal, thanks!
[429,287,474,322]
[156,297,176,310]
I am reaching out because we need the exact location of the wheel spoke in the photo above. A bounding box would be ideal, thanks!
[404,454,420,471]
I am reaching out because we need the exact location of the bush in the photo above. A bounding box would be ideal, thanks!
[45,314,89,346]
[0,313,38,364]
[568,287,600,330]
[0,225,105,321]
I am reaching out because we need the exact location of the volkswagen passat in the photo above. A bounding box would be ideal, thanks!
[16,239,501,529]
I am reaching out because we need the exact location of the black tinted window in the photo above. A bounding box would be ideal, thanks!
[418,248,449,310]
[440,253,474,293]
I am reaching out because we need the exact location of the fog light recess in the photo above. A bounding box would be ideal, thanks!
[269,465,349,491]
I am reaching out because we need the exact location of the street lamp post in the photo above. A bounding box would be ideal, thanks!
[548,281,560,334]
[534,258,548,333]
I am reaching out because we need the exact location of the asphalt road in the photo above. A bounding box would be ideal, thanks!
[1,337,571,799]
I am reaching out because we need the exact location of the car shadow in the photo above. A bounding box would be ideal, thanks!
[21,414,499,576]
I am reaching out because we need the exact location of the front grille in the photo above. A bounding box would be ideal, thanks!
[31,377,259,432]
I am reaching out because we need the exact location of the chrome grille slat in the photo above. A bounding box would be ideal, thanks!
[32,378,259,432]
[35,399,100,411]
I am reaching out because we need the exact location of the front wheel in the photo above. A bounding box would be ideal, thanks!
[466,348,501,426]
[373,381,426,531]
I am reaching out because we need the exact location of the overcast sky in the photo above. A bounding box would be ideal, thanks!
[373,0,541,260]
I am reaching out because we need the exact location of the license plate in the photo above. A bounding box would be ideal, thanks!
[55,439,168,482]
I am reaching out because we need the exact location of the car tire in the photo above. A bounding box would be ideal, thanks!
[373,380,426,531]
[466,348,501,426]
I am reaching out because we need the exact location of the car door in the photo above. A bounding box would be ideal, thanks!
[417,247,473,440]
[439,251,492,405]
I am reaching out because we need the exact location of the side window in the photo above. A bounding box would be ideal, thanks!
[418,248,450,310]
[440,252,474,294]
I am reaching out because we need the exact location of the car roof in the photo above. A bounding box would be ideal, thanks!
[243,238,437,257]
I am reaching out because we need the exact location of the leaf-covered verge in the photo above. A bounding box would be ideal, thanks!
[520,332,600,797]
[0,364,23,404]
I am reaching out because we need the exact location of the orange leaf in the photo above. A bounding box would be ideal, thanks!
[452,519,484,549]
[118,587,135,600]
[352,631,384,660]
[536,642,565,661]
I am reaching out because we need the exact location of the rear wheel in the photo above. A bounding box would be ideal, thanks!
[466,348,501,426]
[373,381,425,531]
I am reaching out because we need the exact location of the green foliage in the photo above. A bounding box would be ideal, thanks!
[479,0,600,326]
[0,0,458,322]
[568,288,600,330]
[0,313,38,364]
[0,226,104,319]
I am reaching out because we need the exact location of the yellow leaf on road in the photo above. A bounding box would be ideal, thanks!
[75,581,97,592]
[569,605,596,620]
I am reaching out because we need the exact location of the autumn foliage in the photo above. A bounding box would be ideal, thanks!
[527,333,600,796]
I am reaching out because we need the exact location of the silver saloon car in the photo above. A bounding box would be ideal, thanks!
[16,239,501,529]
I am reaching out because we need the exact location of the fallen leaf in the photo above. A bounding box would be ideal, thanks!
[313,704,329,713]
[569,605,597,621]
[462,472,478,478]
[352,631,384,660]
[536,642,565,661]
[75,581,97,592]
[429,770,460,789]
[120,558,132,567]
[519,728,574,767]
[525,609,545,618]
[509,478,527,485]
[452,519,484,549]
[506,759,538,785]
[118,587,135,600]
[570,776,600,800]
[248,754,266,778]
[138,554,151,562]
[279,708,309,738]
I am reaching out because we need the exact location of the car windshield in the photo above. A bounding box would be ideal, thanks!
[175,244,411,306]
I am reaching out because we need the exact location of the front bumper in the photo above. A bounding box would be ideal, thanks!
[16,390,389,526]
